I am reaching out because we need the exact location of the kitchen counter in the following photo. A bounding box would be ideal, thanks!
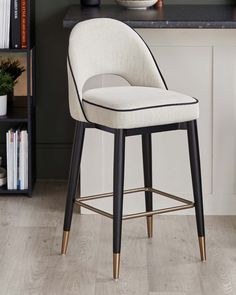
[63,4,236,29]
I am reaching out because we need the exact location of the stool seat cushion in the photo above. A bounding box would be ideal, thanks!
[82,86,199,129]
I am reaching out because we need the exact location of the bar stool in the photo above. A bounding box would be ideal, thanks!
[61,18,206,280]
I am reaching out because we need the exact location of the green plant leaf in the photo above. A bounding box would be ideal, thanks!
[0,57,25,84]
[0,71,14,96]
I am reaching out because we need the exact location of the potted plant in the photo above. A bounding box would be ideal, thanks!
[0,71,14,116]
[0,58,25,105]
[0,58,25,81]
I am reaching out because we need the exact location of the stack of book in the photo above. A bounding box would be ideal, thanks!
[6,128,28,190]
[0,0,28,49]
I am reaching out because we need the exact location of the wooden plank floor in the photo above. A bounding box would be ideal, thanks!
[0,181,236,295]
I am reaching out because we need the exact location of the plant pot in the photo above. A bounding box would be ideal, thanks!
[0,95,7,116]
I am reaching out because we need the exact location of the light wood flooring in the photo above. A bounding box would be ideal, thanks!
[0,181,236,295]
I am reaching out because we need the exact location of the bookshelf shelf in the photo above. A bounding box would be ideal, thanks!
[0,111,28,123]
[0,96,28,123]
[0,186,28,195]
[0,0,35,197]
[0,48,30,53]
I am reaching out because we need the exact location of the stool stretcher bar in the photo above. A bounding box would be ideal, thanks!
[75,187,195,220]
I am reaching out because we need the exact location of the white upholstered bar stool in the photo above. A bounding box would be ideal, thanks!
[61,18,206,280]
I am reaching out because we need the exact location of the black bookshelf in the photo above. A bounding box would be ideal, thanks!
[0,0,36,197]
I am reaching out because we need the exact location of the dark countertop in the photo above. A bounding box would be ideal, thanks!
[63,4,236,29]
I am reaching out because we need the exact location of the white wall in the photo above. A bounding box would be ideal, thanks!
[81,29,236,215]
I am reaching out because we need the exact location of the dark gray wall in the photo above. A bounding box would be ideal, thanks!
[35,0,231,179]
[36,0,78,179]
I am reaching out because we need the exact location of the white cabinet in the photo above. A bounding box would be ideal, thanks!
[81,29,236,215]
[151,46,212,196]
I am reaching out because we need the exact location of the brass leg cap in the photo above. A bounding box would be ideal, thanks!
[199,236,206,261]
[146,216,153,238]
[61,231,70,255]
[113,253,120,280]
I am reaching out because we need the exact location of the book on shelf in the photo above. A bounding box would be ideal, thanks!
[0,0,11,49]
[6,129,14,189]
[0,0,28,49]
[20,0,27,49]
[6,128,28,190]
[11,0,21,49]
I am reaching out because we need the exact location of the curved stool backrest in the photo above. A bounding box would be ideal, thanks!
[68,18,167,122]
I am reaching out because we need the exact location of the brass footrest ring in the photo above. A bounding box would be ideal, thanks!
[75,187,195,220]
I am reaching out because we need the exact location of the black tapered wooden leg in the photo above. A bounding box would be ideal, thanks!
[187,120,206,261]
[113,129,125,280]
[142,133,153,238]
[61,122,85,255]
